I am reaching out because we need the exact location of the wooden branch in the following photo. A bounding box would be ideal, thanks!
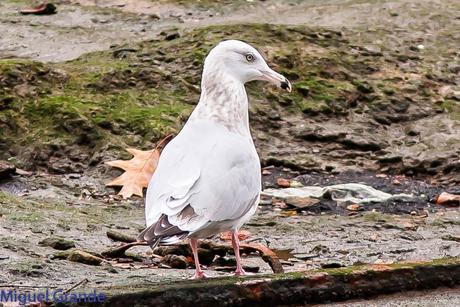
[106,230,137,243]
[101,241,147,258]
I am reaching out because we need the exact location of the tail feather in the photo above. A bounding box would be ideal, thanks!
[138,214,189,249]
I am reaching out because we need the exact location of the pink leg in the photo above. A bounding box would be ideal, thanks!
[190,238,207,279]
[231,231,247,276]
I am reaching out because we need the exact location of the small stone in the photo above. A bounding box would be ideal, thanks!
[320,261,343,269]
[272,200,288,209]
[346,204,362,211]
[39,237,75,250]
[276,178,291,188]
[402,221,418,231]
[285,197,319,209]
[259,198,272,205]
[262,169,272,175]
[165,32,180,41]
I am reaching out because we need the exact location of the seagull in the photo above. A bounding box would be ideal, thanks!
[138,40,291,278]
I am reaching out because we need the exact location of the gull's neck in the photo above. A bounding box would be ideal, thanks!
[188,67,250,135]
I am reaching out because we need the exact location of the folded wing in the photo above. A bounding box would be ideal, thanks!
[139,120,261,246]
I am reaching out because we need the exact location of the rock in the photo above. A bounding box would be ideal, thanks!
[212,256,236,266]
[311,244,330,254]
[290,180,303,188]
[276,178,291,188]
[320,261,344,268]
[346,204,362,211]
[164,32,180,41]
[39,237,75,250]
[436,192,460,206]
[285,196,319,209]
[162,254,188,269]
[51,250,71,260]
[262,169,272,175]
[341,134,384,151]
[67,250,103,266]
[0,160,15,179]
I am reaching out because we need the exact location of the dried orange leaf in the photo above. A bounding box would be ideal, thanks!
[105,135,173,199]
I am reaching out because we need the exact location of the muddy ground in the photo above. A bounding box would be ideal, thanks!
[0,0,459,304]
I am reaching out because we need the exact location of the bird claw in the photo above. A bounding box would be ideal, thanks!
[192,271,209,279]
[233,268,249,276]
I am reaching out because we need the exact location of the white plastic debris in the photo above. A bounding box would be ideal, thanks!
[262,183,414,204]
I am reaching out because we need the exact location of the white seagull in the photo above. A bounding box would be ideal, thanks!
[139,40,291,278]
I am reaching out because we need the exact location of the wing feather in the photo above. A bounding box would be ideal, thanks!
[144,119,261,240]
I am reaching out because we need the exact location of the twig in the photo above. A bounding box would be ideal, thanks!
[64,278,89,294]
[106,230,137,243]
[101,241,147,258]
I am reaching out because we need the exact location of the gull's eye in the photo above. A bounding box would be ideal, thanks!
[245,53,255,62]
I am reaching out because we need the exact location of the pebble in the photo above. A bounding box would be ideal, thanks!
[276,178,291,188]
[285,196,319,209]
[289,180,303,188]
[346,204,362,211]
[39,237,75,250]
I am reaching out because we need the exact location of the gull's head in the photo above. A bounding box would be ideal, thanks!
[203,40,291,92]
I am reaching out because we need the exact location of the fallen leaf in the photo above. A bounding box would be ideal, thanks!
[272,248,294,261]
[435,192,460,206]
[106,135,173,199]
[220,230,251,241]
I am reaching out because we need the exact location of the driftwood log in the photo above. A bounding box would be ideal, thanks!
[69,257,459,307]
